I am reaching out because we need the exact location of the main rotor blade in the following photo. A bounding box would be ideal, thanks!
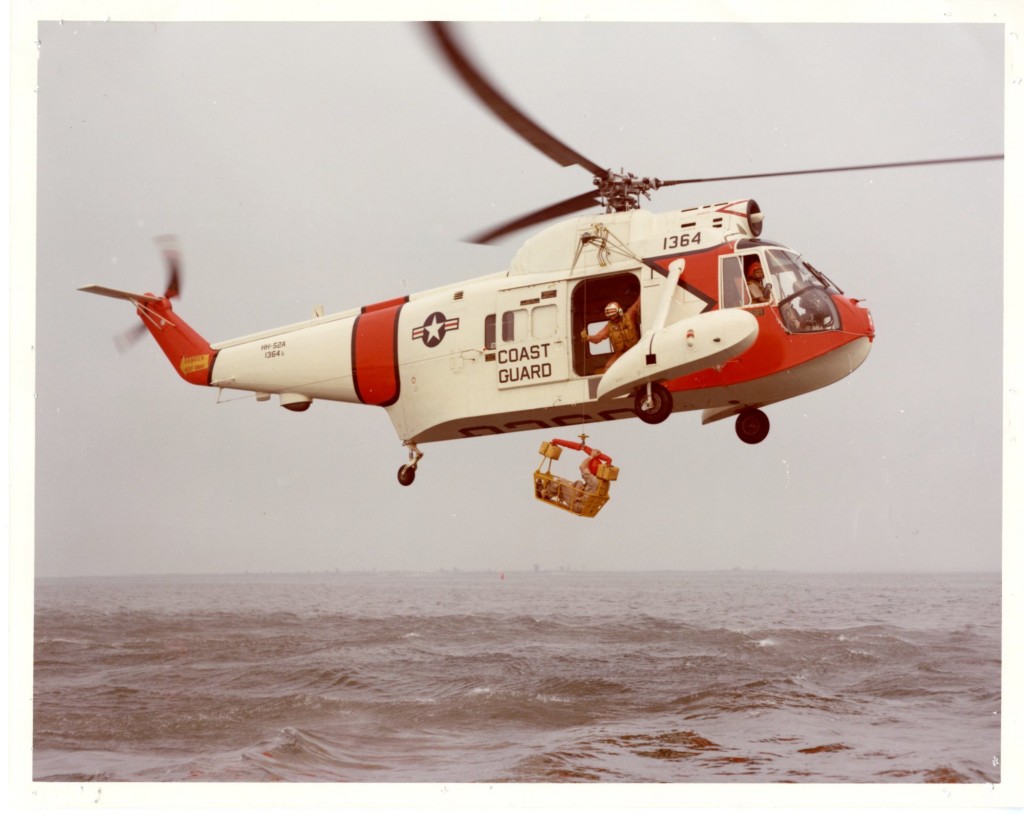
[658,153,1003,187]
[426,21,606,178]
[470,189,602,244]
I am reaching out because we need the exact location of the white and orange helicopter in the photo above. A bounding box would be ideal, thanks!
[79,23,1000,496]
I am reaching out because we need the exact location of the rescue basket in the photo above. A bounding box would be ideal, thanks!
[533,439,617,518]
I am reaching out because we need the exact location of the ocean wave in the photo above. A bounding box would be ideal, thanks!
[33,571,1001,783]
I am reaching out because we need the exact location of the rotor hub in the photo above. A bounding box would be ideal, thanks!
[594,170,663,213]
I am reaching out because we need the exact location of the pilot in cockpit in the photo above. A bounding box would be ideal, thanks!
[745,258,771,304]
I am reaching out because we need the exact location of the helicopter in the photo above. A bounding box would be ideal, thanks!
[79,22,1001,488]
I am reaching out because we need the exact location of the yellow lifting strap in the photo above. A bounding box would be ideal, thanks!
[533,439,619,518]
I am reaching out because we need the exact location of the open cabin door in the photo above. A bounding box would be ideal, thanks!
[492,282,569,389]
[569,269,644,377]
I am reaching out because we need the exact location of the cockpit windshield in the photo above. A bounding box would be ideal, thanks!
[802,260,843,294]
[765,249,842,334]
[765,250,841,299]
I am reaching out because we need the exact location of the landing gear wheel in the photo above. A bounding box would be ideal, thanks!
[397,464,417,486]
[397,441,424,486]
[634,382,673,425]
[735,408,770,445]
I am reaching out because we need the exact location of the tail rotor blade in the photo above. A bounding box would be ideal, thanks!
[114,322,148,354]
[155,234,182,300]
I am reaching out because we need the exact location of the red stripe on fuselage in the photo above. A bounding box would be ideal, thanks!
[352,297,407,407]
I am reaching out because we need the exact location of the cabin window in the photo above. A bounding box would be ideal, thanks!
[501,309,527,342]
[484,314,496,349]
[531,304,558,339]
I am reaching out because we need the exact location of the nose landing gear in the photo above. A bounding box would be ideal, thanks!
[397,441,424,486]
[735,408,770,444]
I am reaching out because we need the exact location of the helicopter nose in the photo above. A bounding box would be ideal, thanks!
[855,303,875,340]
[839,297,874,341]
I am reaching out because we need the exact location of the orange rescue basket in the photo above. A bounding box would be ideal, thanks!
[533,439,619,518]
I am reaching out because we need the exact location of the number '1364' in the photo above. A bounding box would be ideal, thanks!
[662,232,702,250]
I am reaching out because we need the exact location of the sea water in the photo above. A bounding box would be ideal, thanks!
[33,570,1000,784]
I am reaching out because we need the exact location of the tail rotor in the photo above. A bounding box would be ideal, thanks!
[108,235,185,353]
[114,322,148,353]
[80,235,215,386]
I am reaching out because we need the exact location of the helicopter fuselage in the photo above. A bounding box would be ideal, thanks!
[78,20,1001,487]
[197,199,873,446]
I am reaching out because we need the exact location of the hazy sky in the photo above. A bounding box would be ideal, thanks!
[13,3,1017,578]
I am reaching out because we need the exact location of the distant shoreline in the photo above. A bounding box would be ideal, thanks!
[33,568,1002,582]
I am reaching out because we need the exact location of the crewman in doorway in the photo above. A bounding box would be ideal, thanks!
[582,299,641,369]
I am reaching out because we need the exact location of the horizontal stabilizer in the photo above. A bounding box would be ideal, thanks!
[78,285,161,303]
[596,309,759,400]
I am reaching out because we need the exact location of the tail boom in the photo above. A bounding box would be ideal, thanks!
[79,285,216,386]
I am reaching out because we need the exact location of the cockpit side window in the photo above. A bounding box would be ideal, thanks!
[722,253,772,307]
[720,256,746,308]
